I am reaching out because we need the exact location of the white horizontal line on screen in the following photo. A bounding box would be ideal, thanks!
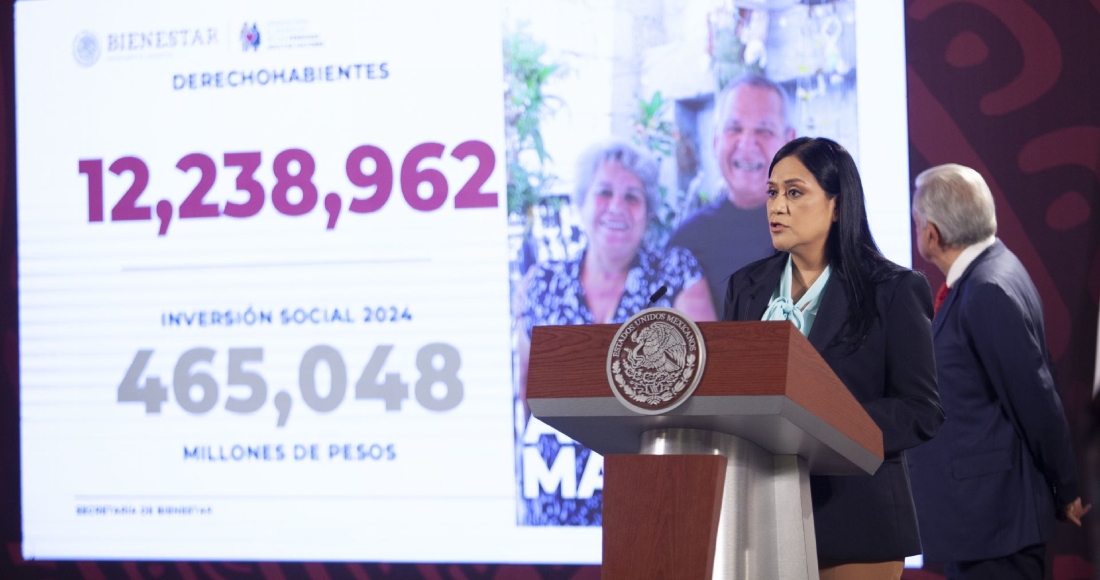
[74,494,513,501]
[121,258,432,272]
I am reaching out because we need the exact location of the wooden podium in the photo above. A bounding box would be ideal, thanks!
[526,321,883,580]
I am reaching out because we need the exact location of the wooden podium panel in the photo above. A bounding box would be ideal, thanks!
[527,321,883,475]
[603,454,726,580]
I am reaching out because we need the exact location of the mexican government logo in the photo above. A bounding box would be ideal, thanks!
[607,307,706,415]
[72,31,101,67]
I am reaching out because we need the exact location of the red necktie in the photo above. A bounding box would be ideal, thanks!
[934,283,949,315]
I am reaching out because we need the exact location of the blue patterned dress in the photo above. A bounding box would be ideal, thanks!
[519,246,704,525]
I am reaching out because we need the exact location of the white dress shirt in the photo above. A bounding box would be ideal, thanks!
[946,235,996,288]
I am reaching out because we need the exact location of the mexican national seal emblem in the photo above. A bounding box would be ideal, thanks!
[606,307,706,414]
[72,31,101,67]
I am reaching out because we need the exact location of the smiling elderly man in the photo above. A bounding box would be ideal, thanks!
[669,74,796,316]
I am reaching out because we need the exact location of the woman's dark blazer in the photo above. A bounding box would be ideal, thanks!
[722,252,944,561]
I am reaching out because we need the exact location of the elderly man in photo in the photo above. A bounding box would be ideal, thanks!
[668,74,795,316]
[906,164,1091,579]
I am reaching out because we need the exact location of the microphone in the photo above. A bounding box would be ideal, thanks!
[646,285,668,308]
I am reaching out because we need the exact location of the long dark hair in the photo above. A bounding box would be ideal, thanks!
[769,137,901,348]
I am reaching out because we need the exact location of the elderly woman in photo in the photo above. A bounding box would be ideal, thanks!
[514,138,714,525]
[521,138,715,333]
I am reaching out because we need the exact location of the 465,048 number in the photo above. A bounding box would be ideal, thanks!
[117,344,462,427]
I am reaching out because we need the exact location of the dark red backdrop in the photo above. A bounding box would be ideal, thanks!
[1,1,1097,578]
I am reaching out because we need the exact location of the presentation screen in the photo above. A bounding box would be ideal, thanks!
[17,0,910,563]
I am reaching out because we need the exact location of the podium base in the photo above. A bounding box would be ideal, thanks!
[641,428,819,580]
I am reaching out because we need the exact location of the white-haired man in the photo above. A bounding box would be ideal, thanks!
[906,163,1090,579]
[668,74,795,316]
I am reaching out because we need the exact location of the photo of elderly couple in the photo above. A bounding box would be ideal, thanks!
[506,0,859,528]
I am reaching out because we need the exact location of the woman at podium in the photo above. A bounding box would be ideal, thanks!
[722,137,944,579]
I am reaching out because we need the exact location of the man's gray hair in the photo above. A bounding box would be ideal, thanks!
[913,163,997,248]
[713,74,792,135]
[573,138,660,218]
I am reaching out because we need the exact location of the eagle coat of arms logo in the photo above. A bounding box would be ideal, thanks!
[606,307,706,414]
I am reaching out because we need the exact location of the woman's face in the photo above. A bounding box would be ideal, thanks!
[581,160,648,259]
[766,156,837,259]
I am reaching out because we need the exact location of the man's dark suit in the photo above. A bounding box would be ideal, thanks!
[907,240,1079,564]
[723,252,944,561]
